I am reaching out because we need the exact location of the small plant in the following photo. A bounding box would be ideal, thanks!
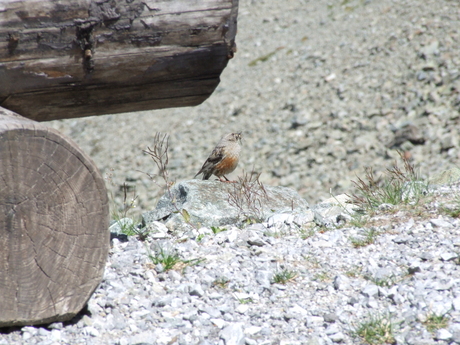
[248,47,284,66]
[142,133,173,195]
[211,226,227,234]
[440,194,460,218]
[196,234,206,242]
[148,247,182,271]
[303,254,321,269]
[350,151,428,211]
[212,277,230,289]
[298,227,316,239]
[423,312,449,333]
[345,265,363,278]
[238,297,254,304]
[272,269,298,284]
[227,170,269,223]
[365,274,398,288]
[350,228,379,248]
[349,212,369,228]
[107,179,146,238]
[313,271,332,282]
[264,229,288,238]
[142,133,199,231]
[148,246,204,271]
[352,313,396,345]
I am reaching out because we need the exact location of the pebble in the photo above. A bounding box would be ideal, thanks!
[435,329,453,341]
[220,323,245,345]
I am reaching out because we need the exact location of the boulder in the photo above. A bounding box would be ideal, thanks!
[142,180,309,229]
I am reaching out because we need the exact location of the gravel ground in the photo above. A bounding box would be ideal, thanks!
[1,182,460,344]
[47,0,460,215]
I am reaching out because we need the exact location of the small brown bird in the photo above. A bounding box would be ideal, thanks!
[194,132,242,182]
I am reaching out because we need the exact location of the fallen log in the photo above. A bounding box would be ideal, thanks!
[0,0,239,121]
[0,107,109,327]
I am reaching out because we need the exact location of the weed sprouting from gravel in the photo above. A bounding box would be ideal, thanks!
[364,274,398,288]
[313,271,332,282]
[350,228,380,248]
[212,277,230,289]
[211,226,227,234]
[148,245,204,272]
[272,269,298,284]
[352,313,396,345]
[106,176,146,239]
[345,265,363,278]
[351,151,429,212]
[298,227,316,239]
[440,194,460,218]
[235,296,254,304]
[148,247,182,271]
[423,312,449,333]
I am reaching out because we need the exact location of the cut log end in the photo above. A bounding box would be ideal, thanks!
[0,107,109,327]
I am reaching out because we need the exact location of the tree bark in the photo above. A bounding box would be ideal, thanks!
[0,0,239,121]
[0,106,109,327]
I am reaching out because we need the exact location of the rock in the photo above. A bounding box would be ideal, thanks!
[408,261,422,274]
[255,270,272,288]
[188,284,205,297]
[387,123,425,148]
[142,180,309,228]
[220,323,245,345]
[324,312,339,323]
[333,275,351,291]
[430,217,453,228]
[362,284,379,298]
[329,332,345,343]
[435,329,452,341]
[440,252,458,261]
[453,297,460,311]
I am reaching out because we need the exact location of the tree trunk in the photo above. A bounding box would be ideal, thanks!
[0,107,109,327]
[0,0,239,121]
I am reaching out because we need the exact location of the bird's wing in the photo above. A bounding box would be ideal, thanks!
[194,146,225,177]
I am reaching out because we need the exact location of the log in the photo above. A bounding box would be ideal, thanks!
[0,107,109,327]
[0,0,239,121]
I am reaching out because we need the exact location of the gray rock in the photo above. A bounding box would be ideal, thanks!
[435,329,452,341]
[440,252,458,261]
[333,275,351,291]
[142,180,309,228]
[220,323,245,345]
[453,297,460,311]
[189,284,205,297]
[324,312,338,323]
[329,332,345,343]
[362,284,379,298]
[430,217,453,228]
[255,270,272,288]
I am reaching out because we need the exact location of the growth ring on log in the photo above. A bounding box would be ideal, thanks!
[0,107,109,327]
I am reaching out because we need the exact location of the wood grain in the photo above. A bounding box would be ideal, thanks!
[0,107,109,327]
[0,0,239,121]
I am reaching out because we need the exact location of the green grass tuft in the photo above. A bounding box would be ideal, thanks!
[350,228,380,248]
[272,269,298,284]
[423,312,449,333]
[352,313,396,345]
[351,151,429,212]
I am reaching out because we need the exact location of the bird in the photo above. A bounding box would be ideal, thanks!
[194,132,242,182]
